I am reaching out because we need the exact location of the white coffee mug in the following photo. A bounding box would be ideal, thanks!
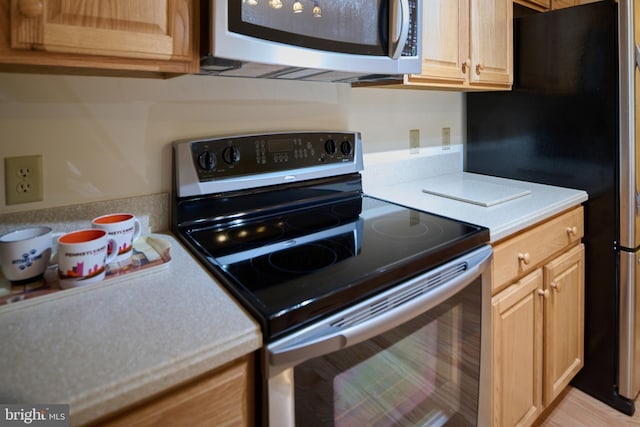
[57,229,118,289]
[91,213,141,263]
[0,226,60,282]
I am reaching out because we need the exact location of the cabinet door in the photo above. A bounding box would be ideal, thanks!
[543,244,585,405]
[492,269,544,427]
[417,0,470,84]
[469,0,512,86]
[95,356,254,427]
[10,0,191,61]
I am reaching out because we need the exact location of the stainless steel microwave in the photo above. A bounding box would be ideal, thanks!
[199,0,422,83]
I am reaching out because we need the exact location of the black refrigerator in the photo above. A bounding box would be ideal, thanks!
[466,0,638,415]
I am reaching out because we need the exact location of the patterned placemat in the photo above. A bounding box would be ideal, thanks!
[0,235,171,308]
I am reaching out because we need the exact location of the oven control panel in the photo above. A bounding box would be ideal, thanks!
[173,131,364,197]
[189,132,357,181]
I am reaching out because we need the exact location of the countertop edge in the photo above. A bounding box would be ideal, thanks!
[489,194,588,242]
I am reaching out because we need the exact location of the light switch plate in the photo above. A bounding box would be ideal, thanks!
[5,155,44,205]
[410,129,420,154]
[442,127,451,150]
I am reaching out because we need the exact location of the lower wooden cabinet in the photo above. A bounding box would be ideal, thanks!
[91,355,254,427]
[492,269,544,427]
[491,207,584,427]
[543,244,584,405]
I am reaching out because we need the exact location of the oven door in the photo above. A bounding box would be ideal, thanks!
[265,245,492,427]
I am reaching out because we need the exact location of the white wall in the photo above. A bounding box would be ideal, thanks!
[0,72,463,214]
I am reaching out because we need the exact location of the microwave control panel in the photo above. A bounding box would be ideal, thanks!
[403,0,420,57]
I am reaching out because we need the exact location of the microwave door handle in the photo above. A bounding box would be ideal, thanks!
[389,0,410,59]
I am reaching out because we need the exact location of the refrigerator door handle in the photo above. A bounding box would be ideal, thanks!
[636,44,640,214]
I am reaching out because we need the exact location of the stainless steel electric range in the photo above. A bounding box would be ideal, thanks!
[172,131,492,427]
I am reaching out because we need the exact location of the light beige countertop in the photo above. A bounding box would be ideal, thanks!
[0,232,262,426]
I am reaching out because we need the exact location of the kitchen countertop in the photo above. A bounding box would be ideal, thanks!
[0,233,261,426]
[362,149,588,243]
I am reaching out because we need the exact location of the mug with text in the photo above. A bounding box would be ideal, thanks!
[57,229,117,289]
[0,226,60,283]
[91,213,141,263]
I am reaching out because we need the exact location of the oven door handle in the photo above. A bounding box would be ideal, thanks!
[267,245,492,372]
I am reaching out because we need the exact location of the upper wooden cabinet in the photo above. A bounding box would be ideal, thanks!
[0,0,198,77]
[515,0,602,12]
[515,0,551,10]
[369,0,513,91]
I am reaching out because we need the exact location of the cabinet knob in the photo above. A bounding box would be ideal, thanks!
[462,59,471,74]
[476,63,485,75]
[18,0,44,17]
[550,281,561,292]
[537,289,550,298]
[566,226,578,236]
[518,252,531,265]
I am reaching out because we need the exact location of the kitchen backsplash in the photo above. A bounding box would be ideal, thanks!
[0,146,463,235]
[0,72,463,215]
[0,193,168,237]
[362,145,463,192]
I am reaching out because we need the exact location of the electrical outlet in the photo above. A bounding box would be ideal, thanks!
[409,129,420,154]
[442,127,451,150]
[5,155,43,205]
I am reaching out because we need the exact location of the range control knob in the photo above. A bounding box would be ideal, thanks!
[340,140,353,156]
[197,151,216,170]
[324,139,337,155]
[222,146,241,165]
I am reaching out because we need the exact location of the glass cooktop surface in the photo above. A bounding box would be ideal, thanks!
[183,195,488,341]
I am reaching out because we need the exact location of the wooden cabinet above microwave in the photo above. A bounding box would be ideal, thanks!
[0,0,199,77]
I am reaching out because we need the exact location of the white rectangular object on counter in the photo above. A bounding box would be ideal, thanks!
[422,174,531,207]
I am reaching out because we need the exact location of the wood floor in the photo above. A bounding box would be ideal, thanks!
[536,386,640,426]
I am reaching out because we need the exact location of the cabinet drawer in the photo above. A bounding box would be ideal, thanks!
[492,207,583,292]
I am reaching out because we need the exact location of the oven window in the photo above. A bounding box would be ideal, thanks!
[229,0,387,55]
[293,278,481,426]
